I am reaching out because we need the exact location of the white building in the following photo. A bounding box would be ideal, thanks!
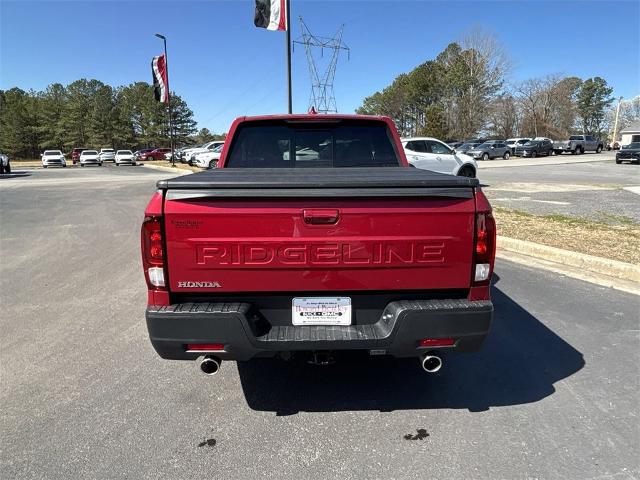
[620,121,640,146]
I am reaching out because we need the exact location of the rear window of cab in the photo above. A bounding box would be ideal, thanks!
[224,120,401,168]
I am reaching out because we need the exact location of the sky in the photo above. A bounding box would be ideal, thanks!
[1,0,639,134]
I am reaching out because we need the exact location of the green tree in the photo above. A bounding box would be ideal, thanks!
[576,77,613,136]
[192,128,226,144]
[37,83,67,150]
[0,88,30,157]
[0,88,45,157]
[168,94,197,145]
[60,79,106,148]
[418,105,449,139]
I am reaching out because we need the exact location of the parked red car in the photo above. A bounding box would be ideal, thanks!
[140,148,170,161]
[71,147,87,164]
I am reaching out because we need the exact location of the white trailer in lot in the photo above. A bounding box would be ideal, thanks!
[619,121,640,146]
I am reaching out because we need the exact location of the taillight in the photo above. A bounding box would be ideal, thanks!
[141,216,166,289]
[186,343,225,352]
[473,212,496,285]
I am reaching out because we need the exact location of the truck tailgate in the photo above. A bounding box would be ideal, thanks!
[161,168,478,293]
[160,168,477,294]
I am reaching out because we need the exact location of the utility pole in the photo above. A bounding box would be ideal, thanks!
[155,33,175,166]
[285,0,292,113]
[612,96,623,145]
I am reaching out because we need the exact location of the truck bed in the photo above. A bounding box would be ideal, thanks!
[157,167,479,198]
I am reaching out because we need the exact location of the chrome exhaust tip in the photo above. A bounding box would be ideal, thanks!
[421,354,443,373]
[199,355,221,376]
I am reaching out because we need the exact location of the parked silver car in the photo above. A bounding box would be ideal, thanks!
[466,140,511,160]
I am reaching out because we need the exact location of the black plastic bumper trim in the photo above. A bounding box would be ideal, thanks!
[146,298,492,361]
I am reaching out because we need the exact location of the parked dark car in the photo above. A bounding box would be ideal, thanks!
[456,142,482,154]
[70,147,87,164]
[615,142,640,164]
[140,148,171,161]
[515,139,554,157]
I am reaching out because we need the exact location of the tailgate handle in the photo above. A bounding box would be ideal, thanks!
[303,209,340,225]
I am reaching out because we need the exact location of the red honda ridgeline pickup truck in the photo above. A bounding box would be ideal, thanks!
[142,114,495,376]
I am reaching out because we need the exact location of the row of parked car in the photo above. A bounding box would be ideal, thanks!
[39,148,137,167]
[173,141,226,168]
[449,135,606,160]
[399,134,622,178]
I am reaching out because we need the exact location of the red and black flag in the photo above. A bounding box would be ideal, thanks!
[254,0,287,31]
[151,54,169,103]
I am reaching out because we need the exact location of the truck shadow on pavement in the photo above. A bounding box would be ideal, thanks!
[0,171,31,179]
[237,283,585,415]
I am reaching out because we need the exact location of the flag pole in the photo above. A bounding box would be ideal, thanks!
[155,33,175,166]
[285,0,292,114]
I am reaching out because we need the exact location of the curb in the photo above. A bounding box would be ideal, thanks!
[141,163,194,175]
[497,236,640,283]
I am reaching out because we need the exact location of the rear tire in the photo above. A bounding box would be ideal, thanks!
[615,159,622,164]
[503,151,510,160]
[458,166,476,178]
[531,151,537,158]
[596,145,602,153]
[482,153,489,161]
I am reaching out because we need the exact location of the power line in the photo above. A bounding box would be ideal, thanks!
[293,17,349,113]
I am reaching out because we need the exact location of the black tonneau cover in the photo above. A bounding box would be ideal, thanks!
[157,168,479,198]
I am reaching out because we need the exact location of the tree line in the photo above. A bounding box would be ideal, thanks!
[0,80,221,158]
[356,30,628,141]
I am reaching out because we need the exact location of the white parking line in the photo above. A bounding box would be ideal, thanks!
[623,186,640,195]
[0,173,168,189]
[491,197,572,205]
[489,182,617,193]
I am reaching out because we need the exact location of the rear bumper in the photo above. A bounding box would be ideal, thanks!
[146,298,493,361]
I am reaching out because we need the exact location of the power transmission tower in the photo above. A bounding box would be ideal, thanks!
[293,17,349,113]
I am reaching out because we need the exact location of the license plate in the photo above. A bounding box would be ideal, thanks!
[292,297,352,326]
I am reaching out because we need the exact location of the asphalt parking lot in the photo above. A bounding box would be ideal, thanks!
[1,166,639,479]
[479,154,640,222]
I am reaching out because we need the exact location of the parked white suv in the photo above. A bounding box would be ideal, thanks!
[115,150,135,165]
[506,137,530,154]
[186,141,225,163]
[79,150,102,167]
[192,144,224,169]
[41,150,67,168]
[98,148,116,162]
[402,137,477,177]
